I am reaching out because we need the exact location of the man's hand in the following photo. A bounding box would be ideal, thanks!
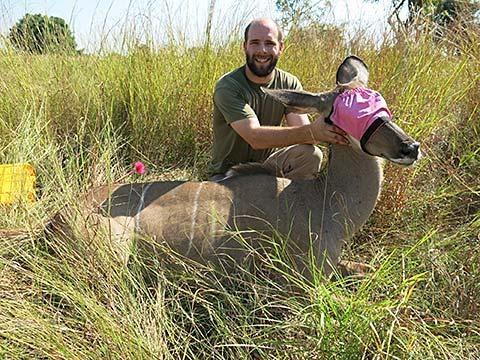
[308,116,349,145]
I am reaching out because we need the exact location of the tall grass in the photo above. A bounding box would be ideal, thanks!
[1,16,479,359]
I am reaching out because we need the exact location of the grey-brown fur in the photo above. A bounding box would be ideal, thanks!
[261,88,338,116]
[61,56,420,278]
[226,162,274,177]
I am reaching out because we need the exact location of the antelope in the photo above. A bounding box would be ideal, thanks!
[56,56,420,278]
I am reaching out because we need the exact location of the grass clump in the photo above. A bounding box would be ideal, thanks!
[0,14,479,360]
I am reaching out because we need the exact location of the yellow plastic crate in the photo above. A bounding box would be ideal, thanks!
[0,163,36,204]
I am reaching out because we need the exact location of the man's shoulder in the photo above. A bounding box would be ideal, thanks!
[273,68,302,89]
[215,66,246,90]
[275,67,297,79]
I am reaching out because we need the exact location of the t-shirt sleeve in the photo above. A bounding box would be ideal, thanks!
[284,75,303,115]
[214,81,256,124]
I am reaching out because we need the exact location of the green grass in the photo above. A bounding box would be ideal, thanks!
[1,19,479,359]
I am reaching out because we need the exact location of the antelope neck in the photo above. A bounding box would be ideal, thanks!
[319,144,382,232]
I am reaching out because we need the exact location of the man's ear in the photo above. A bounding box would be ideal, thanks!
[278,40,285,54]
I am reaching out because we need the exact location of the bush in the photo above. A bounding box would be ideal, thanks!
[8,13,78,54]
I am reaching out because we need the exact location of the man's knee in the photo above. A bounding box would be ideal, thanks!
[270,144,323,180]
[290,144,323,166]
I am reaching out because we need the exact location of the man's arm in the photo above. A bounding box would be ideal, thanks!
[231,116,348,150]
[285,112,310,127]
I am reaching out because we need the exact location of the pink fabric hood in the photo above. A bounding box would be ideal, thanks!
[330,87,392,141]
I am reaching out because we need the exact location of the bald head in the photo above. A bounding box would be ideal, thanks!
[244,18,284,44]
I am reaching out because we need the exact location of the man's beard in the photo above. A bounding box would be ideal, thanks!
[246,54,279,77]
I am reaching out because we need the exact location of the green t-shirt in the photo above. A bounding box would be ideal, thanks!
[209,65,303,175]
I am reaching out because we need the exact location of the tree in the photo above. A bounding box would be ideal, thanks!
[375,0,479,29]
[432,0,480,51]
[275,0,332,34]
[434,0,480,27]
[8,13,77,54]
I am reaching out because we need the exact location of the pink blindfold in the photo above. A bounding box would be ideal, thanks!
[330,87,392,141]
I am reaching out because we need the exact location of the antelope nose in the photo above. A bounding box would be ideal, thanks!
[401,142,420,158]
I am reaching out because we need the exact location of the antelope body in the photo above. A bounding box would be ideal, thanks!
[70,56,420,277]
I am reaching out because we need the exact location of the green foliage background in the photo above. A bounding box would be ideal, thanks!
[8,13,77,54]
[0,12,479,359]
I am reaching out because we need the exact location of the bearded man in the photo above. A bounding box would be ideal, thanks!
[209,18,348,181]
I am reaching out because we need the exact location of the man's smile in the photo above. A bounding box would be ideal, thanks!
[254,55,271,64]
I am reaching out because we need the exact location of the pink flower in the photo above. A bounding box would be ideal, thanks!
[133,161,146,175]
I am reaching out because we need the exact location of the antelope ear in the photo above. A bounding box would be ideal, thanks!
[336,55,369,87]
[262,88,337,116]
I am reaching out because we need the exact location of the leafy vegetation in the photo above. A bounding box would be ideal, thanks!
[0,10,479,360]
[8,13,78,54]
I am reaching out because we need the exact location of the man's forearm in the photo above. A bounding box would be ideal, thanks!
[230,116,348,149]
[247,124,315,150]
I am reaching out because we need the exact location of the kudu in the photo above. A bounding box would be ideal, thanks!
[61,56,420,278]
